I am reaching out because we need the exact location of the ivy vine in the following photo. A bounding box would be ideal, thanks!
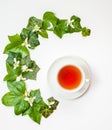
[2,11,91,124]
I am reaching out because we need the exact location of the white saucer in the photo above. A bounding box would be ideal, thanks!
[47,56,91,100]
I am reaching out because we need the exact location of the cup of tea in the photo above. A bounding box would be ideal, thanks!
[47,56,91,100]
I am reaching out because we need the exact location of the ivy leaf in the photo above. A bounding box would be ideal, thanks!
[21,57,40,80]
[14,99,30,115]
[7,81,26,95]
[21,29,40,49]
[20,28,30,40]
[3,34,29,57]
[22,107,32,116]
[4,74,17,81]
[8,45,29,57]
[29,103,42,124]
[43,11,59,27]
[41,108,53,118]
[70,15,82,32]
[4,43,20,54]
[42,20,54,31]
[4,63,21,81]
[30,89,43,103]
[39,29,48,38]
[47,97,59,110]
[20,55,31,66]
[27,16,42,31]
[53,20,68,38]
[4,34,23,54]
[6,52,22,66]
[82,27,91,36]
[2,92,22,106]
[37,96,59,118]
[8,34,23,44]
[28,32,40,49]
[22,71,36,80]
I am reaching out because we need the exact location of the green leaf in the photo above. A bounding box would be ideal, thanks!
[22,59,40,80]
[20,55,31,66]
[27,16,42,31]
[21,29,40,49]
[2,92,22,106]
[53,20,68,38]
[43,11,59,27]
[4,42,29,58]
[21,56,39,69]
[14,99,30,115]
[8,34,23,44]
[6,52,22,66]
[4,74,17,81]
[4,34,23,54]
[29,103,42,124]
[22,107,32,116]
[28,32,40,49]
[41,108,53,118]
[30,89,43,103]
[4,43,20,54]
[39,29,48,38]
[22,71,35,80]
[7,81,26,95]
[70,15,82,32]
[9,45,29,57]
[47,97,59,110]
[42,20,54,31]
[4,63,21,81]
[82,27,91,36]
[20,28,30,40]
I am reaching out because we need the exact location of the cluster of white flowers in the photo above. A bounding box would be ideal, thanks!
[24,90,36,106]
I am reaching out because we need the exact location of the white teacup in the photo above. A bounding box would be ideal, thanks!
[47,56,91,100]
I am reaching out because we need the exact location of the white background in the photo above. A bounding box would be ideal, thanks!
[0,0,112,129]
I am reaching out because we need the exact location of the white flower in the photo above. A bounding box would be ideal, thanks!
[13,58,20,69]
[16,74,26,81]
[24,96,36,106]
[22,38,29,47]
[47,100,55,106]
[33,25,40,32]
[67,19,74,28]
[24,90,36,106]
[22,65,33,72]
[24,89,31,97]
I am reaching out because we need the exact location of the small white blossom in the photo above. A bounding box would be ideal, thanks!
[24,89,36,106]
[24,96,36,106]
[33,25,40,32]
[67,19,74,28]
[16,74,26,81]
[48,100,55,106]
[22,65,33,72]
[13,58,20,69]
[24,89,31,97]
[22,38,29,47]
